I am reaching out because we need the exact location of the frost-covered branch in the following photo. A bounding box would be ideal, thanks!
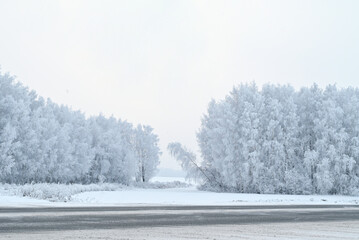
[167,142,224,189]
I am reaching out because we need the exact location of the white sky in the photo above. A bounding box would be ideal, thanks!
[0,0,358,169]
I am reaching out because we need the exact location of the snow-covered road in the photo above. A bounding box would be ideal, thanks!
[2,221,358,240]
[1,206,358,240]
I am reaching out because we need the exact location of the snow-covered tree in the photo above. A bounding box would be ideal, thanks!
[87,115,136,184]
[133,125,160,182]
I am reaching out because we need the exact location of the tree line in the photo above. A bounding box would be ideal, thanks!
[170,83,359,195]
[0,71,160,184]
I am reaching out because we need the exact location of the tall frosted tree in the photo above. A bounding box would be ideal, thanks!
[133,125,161,182]
[88,115,136,184]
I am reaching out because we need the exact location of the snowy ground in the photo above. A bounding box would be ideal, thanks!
[0,177,358,207]
[1,177,359,239]
[71,186,359,206]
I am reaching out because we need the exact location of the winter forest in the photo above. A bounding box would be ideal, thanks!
[2,70,359,196]
[0,72,160,184]
[170,83,359,195]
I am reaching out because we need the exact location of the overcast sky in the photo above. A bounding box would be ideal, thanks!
[0,0,358,169]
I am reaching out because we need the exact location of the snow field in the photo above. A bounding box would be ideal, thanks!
[71,187,359,205]
[0,177,358,207]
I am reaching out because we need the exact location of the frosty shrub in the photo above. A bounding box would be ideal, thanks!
[1,183,123,202]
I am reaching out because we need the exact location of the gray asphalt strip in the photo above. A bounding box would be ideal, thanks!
[1,204,358,213]
[0,205,358,233]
